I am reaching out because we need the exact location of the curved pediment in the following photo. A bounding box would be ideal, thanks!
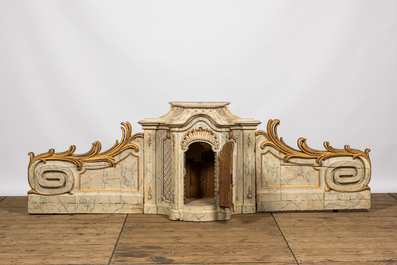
[181,126,220,150]
[138,101,261,128]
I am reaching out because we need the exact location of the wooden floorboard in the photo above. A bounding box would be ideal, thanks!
[273,193,397,263]
[0,196,126,265]
[110,213,296,264]
[1,194,397,264]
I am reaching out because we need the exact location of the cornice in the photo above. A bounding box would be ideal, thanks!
[138,101,261,128]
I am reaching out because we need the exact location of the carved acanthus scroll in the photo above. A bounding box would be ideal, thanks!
[256,119,371,166]
[256,119,371,192]
[28,122,143,195]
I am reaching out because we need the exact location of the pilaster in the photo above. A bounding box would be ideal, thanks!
[143,130,157,214]
[243,129,256,213]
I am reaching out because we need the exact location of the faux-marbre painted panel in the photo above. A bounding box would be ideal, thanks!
[260,151,281,189]
[280,165,320,188]
[79,153,139,192]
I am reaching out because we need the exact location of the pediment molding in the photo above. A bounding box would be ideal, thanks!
[181,127,220,150]
[139,102,261,128]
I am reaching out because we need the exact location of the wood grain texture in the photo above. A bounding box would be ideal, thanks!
[1,194,397,264]
[111,213,296,264]
[185,143,215,199]
[273,193,397,263]
[218,141,233,208]
[0,196,126,265]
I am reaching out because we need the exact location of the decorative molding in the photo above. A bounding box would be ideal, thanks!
[247,186,252,199]
[165,130,171,139]
[162,134,173,202]
[28,122,143,172]
[181,127,220,150]
[247,133,252,147]
[148,133,152,147]
[256,119,371,166]
[147,185,153,200]
[28,188,74,196]
[139,102,261,128]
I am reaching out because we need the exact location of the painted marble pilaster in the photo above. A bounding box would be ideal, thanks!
[169,131,179,218]
[143,130,157,214]
[155,130,175,217]
[243,129,256,213]
[176,132,184,219]
[231,129,243,214]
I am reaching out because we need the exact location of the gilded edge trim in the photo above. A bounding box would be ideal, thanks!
[260,150,321,189]
[256,119,371,166]
[28,122,143,172]
[79,152,139,192]
[28,122,143,194]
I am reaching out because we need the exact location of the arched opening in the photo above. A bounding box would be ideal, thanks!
[184,142,215,206]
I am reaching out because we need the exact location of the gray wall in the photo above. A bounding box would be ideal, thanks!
[1,0,396,195]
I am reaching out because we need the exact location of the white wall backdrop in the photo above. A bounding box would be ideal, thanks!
[1,0,396,195]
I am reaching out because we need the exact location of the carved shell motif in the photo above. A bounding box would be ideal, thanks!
[181,127,219,150]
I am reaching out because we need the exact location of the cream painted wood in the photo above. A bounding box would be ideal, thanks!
[255,132,371,212]
[27,102,371,220]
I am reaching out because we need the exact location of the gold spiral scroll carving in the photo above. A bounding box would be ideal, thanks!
[181,127,219,150]
[256,119,371,166]
[28,122,143,195]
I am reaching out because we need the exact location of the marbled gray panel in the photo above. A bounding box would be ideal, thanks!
[260,151,281,189]
[28,194,76,214]
[280,165,319,188]
[80,153,139,191]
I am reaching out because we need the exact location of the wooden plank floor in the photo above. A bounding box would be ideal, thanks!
[0,194,396,265]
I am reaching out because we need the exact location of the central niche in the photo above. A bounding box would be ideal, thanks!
[184,142,215,206]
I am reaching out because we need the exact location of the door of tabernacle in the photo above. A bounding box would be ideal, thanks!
[138,102,261,221]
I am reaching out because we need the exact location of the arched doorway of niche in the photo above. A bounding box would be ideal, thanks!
[184,142,215,206]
